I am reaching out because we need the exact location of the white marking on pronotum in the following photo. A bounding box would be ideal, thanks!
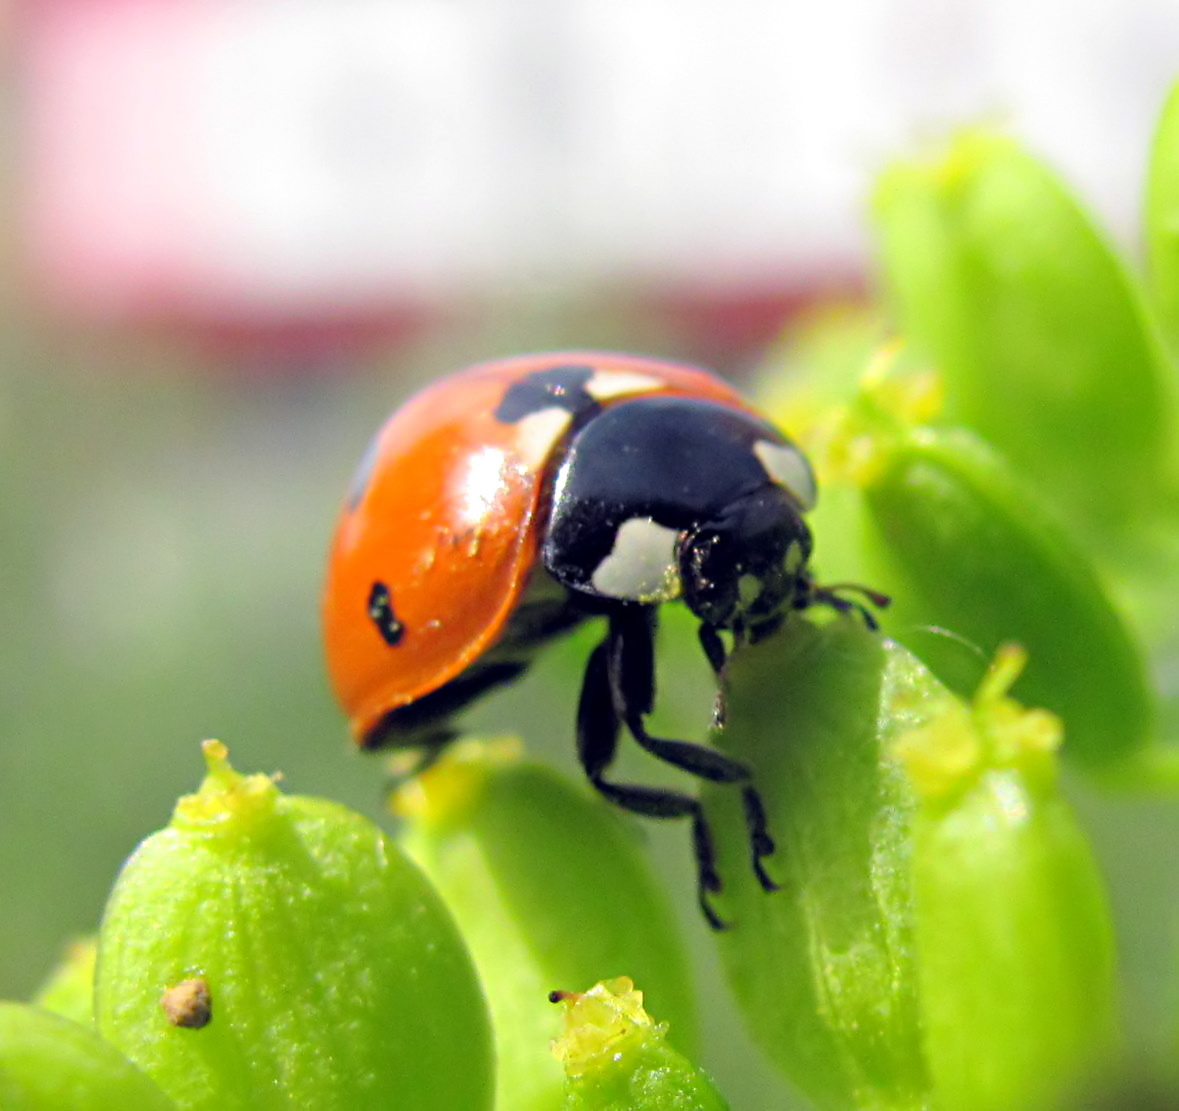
[591,517,683,602]
[585,370,663,400]
[754,441,817,510]
[513,408,574,469]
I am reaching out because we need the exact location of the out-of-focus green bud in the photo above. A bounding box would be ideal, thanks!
[395,739,696,1111]
[1146,80,1179,350]
[756,335,946,597]
[31,938,96,1026]
[702,619,931,1111]
[873,129,1174,534]
[755,303,892,424]
[95,741,493,1111]
[858,421,1154,771]
[897,645,1119,1110]
[0,1002,175,1111]
[549,977,727,1111]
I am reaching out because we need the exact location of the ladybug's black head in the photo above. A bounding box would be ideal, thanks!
[678,486,812,634]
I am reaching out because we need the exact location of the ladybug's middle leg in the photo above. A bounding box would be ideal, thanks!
[607,606,779,896]
[607,606,751,785]
[608,613,754,787]
[576,632,727,929]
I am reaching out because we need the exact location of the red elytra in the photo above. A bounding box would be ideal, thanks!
[322,351,759,747]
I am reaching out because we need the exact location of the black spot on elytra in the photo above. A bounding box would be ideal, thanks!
[493,365,602,424]
[368,581,405,646]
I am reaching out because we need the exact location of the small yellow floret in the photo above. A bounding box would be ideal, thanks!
[814,342,946,488]
[895,644,1063,802]
[171,740,280,835]
[550,977,665,1079]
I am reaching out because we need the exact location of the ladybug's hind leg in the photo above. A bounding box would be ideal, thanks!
[576,630,727,929]
[381,729,456,794]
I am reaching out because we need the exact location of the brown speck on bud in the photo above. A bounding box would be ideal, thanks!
[161,977,212,1029]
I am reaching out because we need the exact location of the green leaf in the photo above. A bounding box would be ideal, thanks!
[31,938,96,1027]
[0,1002,175,1111]
[874,130,1174,536]
[94,741,493,1111]
[897,647,1119,1110]
[702,619,930,1111]
[859,424,1155,770]
[1146,79,1179,349]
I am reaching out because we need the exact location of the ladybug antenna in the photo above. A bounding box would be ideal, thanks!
[806,581,892,631]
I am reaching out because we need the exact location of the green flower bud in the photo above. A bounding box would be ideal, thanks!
[31,938,96,1026]
[549,978,727,1111]
[95,740,493,1111]
[857,422,1154,771]
[395,739,696,1111]
[873,129,1174,534]
[702,619,930,1110]
[0,1002,174,1110]
[1146,79,1179,350]
[897,645,1119,1110]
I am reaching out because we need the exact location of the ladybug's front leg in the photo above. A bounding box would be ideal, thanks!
[697,623,731,730]
[576,632,727,929]
[698,623,728,676]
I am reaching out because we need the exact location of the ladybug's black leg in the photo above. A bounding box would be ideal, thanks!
[576,633,727,929]
[380,729,457,793]
[698,623,728,728]
[575,639,624,784]
[691,818,727,932]
[608,607,779,898]
[698,623,727,676]
[808,582,891,631]
[741,785,779,891]
[607,607,750,785]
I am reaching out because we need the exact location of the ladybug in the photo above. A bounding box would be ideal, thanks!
[323,352,864,927]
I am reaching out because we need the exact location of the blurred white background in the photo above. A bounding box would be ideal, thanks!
[22,0,1179,332]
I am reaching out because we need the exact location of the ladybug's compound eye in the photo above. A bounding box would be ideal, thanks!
[679,487,812,632]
